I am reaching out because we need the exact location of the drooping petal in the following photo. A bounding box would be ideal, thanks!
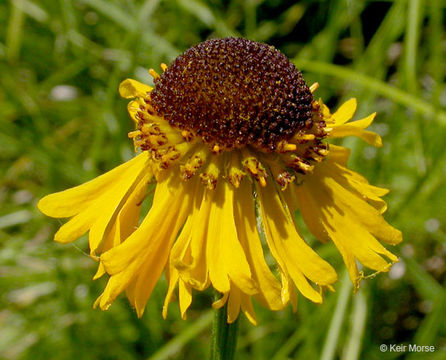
[233,181,283,311]
[257,182,337,303]
[294,158,401,288]
[206,181,258,295]
[127,100,142,124]
[94,174,151,280]
[227,286,242,324]
[162,208,195,318]
[289,186,330,243]
[171,183,209,291]
[321,173,401,245]
[213,283,258,325]
[327,161,389,213]
[38,152,149,218]
[52,153,150,253]
[96,175,196,315]
[178,280,193,319]
[88,169,150,255]
[161,258,180,319]
[327,144,351,166]
[240,292,258,326]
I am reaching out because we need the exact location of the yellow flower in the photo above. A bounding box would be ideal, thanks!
[38,38,402,325]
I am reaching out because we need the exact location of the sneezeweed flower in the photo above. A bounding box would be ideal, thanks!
[38,38,402,325]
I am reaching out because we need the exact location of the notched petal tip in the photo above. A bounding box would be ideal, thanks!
[119,79,153,99]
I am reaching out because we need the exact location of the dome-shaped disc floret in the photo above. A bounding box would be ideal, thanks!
[150,38,313,151]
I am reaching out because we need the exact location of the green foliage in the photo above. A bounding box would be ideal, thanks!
[1,0,445,359]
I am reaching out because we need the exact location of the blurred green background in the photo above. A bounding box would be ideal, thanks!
[1,0,445,359]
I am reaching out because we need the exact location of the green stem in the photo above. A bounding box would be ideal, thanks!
[320,271,352,360]
[149,311,213,360]
[210,296,239,360]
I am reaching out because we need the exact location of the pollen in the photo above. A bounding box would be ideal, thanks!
[150,38,313,151]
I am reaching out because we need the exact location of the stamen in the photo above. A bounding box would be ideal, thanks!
[242,152,268,186]
[149,69,160,81]
[277,141,297,152]
[128,130,141,139]
[227,153,245,188]
[180,148,208,180]
[200,160,220,190]
[292,133,316,142]
[283,154,314,174]
[294,160,314,173]
[316,147,329,156]
[265,157,296,190]
[181,130,194,142]
[211,144,222,154]
[160,63,168,72]
[275,170,295,190]
[159,149,180,169]
[309,82,319,93]
[306,149,325,163]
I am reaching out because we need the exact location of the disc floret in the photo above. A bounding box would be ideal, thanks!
[124,38,331,190]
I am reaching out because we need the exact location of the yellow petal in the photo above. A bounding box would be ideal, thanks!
[88,166,150,255]
[179,280,193,320]
[171,181,209,291]
[300,167,401,288]
[257,182,337,303]
[127,100,141,124]
[331,98,357,125]
[227,286,241,324]
[96,258,143,311]
[292,186,330,243]
[329,125,382,147]
[324,174,402,245]
[38,152,149,218]
[93,262,106,280]
[328,144,351,167]
[346,112,377,129]
[207,181,257,295]
[327,160,388,213]
[161,259,180,319]
[53,154,150,250]
[97,176,196,313]
[54,209,96,244]
[234,181,283,310]
[261,184,338,286]
[119,79,153,99]
[212,292,229,309]
[240,293,258,326]
[289,285,298,313]
[98,174,149,279]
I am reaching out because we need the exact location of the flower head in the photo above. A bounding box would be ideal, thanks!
[38,38,402,325]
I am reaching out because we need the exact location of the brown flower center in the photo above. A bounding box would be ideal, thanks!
[150,38,313,151]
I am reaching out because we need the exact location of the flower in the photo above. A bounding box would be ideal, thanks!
[38,38,402,325]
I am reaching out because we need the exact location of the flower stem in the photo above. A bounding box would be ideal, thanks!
[210,296,239,360]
